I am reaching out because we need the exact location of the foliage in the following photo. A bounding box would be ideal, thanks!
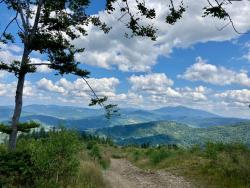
[0,129,113,187]
[81,132,114,146]
[75,160,108,188]
[0,129,83,188]
[0,149,36,187]
[0,121,40,134]
[97,121,250,147]
[148,149,171,164]
[123,143,250,188]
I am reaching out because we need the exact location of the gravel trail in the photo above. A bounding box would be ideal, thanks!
[103,158,194,188]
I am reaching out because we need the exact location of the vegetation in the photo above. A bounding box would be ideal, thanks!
[0,0,242,149]
[97,121,250,147]
[1,128,250,188]
[121,143,250,188]
[0,129,111,188]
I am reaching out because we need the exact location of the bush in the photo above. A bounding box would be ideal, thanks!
[0,129,81,188]
[90,145,101,160]
[88,144,110,169]
[0,149,36,187]
[133,150,140,161]
[149,149,170,164]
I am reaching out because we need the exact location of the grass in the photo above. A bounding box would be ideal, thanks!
[120,143,250,188]
[72,151,109,188]
[0,130,112,188]
[1,129,250,188]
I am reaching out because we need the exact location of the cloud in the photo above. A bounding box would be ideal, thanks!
[128,73,208,108]
[243,51,250,61]
[0,71,6,78]
[36,77,120,100]
[0,46,51,73]
[0,50,21,64]
[0,81,35,97]
[176,86,208,101]
[179,57,250,87]
[128,73,174,93]
[37,78,65,93]
[0,43,22,53]
[30,58,52,73]
[243,41,250,61]
[73,0,250,72]
[215,89,250,104]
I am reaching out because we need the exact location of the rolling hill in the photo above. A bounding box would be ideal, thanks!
[0,105,248,130]
[152,106,219,118]
[96,121,250,147]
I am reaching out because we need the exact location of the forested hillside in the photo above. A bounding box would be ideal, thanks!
[96,121,250,147]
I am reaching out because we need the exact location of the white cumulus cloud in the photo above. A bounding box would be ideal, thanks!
[179,57,250,87]
[129,73,174,94]
[73,0,250,72]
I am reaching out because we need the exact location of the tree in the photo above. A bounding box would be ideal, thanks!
[0,0,114,150]
[0,0,246,150]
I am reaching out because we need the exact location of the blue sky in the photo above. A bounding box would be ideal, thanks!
[0,0,250,118]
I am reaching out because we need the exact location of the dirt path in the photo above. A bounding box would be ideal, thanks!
[103,158,193,188]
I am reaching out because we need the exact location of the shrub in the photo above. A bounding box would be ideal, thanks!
[0,149,36,187]
[204,142,220,160]
[0,129,81,188]
[133,150,140,161]
[149,149,170,164]
[90,145,101,160]
[30,130,81,187]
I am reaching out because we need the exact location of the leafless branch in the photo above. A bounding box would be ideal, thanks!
[118,12,128,21]
[28,63,51,66]
[227,14,250,34]
[82,77,105,107]
[15,19,24,32]
[0,11,18,40]
[216,21,230,31]
[207,0,250,35]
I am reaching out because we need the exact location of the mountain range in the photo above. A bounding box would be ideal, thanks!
[0,105,248,130]
[0,104,249,146]
[96,121,250,147]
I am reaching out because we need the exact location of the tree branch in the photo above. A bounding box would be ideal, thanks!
[15,19,24,32]
[25,0,30,28]
[82,77,105,107]
[0,11,18,40]
[29,63,51,66]
[206,0,250,35]
[31,0,44,35]
[17,0,28,34]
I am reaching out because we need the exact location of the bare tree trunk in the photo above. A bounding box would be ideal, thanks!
[8,48,29,150]
[8,74,26,150]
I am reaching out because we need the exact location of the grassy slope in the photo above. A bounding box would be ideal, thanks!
[1,129,250,188]
[112,143,250,188]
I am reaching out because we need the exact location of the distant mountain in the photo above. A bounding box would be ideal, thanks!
[23,104,103,119]
[152,106,219,118]
[0,106,13,121]
[96,121,250,147]
[0,105,248,129]
[20,115,109,130]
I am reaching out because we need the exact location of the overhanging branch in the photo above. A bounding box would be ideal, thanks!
[0,11,18,40]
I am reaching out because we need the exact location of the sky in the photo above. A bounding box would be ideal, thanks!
[0,0,250,118]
